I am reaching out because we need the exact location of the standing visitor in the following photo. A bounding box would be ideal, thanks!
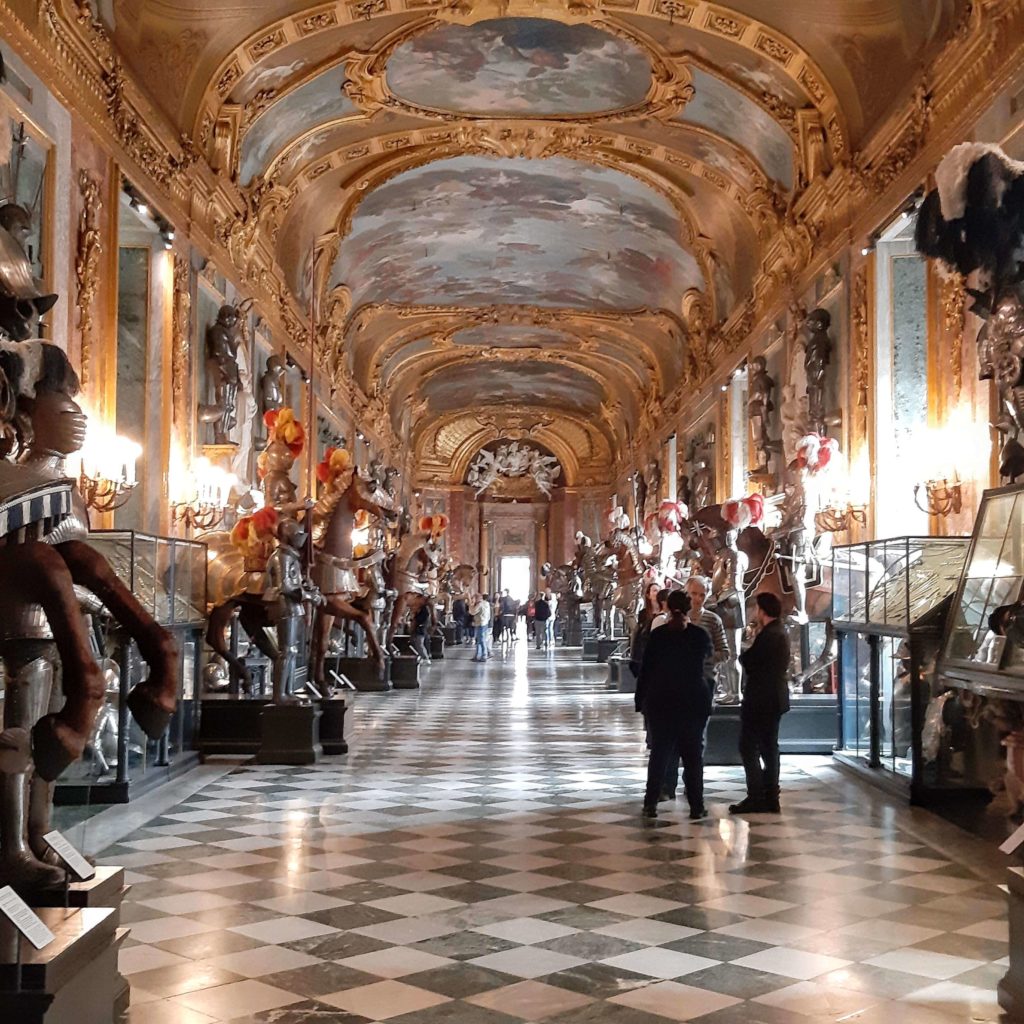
[650,588,671,631]
[526,595,537,642]
[546,590,558,647]
[470,592,492,662]
[730,592,791,815]
[685,576,730,694]
[534,592,551,650]
[499,589,517,641]
[635,590,712,820]
[452,595,467,645]
[629,581,663,680]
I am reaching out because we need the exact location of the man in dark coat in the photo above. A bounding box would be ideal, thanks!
[729,592,791,815]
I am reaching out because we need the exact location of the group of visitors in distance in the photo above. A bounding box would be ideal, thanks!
[450,590,557,661]
[632,578,790,821]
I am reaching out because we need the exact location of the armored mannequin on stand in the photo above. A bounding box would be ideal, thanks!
[712,499,754,704]
[0,339,177,896]
[264,517,322,704]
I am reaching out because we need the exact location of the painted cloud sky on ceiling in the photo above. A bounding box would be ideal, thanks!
[336,155,702,310]
[422,361,604,415]
[240,71,356,186]
[680,68,795,189]
[386,18,652,116]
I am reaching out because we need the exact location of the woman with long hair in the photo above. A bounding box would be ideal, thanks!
[635,590,712,820]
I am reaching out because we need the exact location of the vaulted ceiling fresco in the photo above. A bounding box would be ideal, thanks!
[386,18,653,116]
[334,155,701,310]
[96,0,966,483]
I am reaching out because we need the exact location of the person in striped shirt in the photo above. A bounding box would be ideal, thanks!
[685,576,731,697]
[659,576,731,802]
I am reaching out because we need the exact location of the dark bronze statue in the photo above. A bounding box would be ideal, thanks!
[202,303,248,445]
[804,308,832,436]
[748,355,776,474]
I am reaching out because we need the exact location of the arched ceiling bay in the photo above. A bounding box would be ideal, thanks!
[333,154,702,310]
[97,0,966,483]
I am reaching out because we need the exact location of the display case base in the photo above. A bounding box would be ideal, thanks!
[390,656,421,689]
[55,751,201,806]
[319,698,348,755]
[198,695,272,759]
[33,867,126,911]
[597,638,623,664]
[0,906,127,1024]
[336,657,390,692]
[705,695,837,765]
[256,703,322,765]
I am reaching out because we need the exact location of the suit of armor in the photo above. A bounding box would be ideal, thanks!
[711,528,748,703]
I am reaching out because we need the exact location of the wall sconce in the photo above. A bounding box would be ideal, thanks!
[78,425,141,513]
[171,456,237,530]
[913,478,963,517]
[908,407,985,519]
[815,502,867,533]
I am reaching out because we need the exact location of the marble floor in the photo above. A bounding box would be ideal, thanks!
[106,642,1008,1024]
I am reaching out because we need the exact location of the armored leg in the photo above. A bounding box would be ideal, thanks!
[272,616,302,704]
[715,629,743,705]
[0,642,65,893]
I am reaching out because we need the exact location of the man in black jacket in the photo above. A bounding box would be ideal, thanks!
[729,592,791,815]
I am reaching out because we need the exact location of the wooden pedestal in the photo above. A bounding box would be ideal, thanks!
[1000,866,1024,1018]
[319,698,348,755]
[256,703,322,765]
[390,656,421,690]
[198,695,271,758]
[336,657,390,692]
[0,905,128,1024]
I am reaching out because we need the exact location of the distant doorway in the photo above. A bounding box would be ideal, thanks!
[500,556,533,604]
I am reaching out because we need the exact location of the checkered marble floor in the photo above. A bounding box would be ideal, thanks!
[108,643,1008,1023]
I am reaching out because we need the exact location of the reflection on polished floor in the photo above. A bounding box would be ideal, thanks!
[108,646,1007,1024]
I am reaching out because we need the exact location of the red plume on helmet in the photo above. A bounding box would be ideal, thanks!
[418,513,449,542]
[794,434,839,474]
[721,495,764,530]
[657,499,688,534]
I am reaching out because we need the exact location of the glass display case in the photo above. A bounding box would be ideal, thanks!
[832,536,970,802]
[55,531,207,803]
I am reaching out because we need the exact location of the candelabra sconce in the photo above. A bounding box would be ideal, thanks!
[78,470,138,513]
[814,503,868,534]
[77,428,141,513]
[170,456,237,532]
[914,478,963,517]
[171,500,225,532]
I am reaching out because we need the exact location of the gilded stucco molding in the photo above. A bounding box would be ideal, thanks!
[171,252,192,439]
[74,168,103,390]
[941,271,966,402]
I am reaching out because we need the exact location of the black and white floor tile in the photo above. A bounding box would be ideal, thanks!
[105,642,1007,1023]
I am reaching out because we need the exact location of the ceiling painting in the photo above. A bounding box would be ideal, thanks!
[680,68,795,189]
[421,361,605,417]
[239,70,358,186]
[450,326,571,348]
[385,18,653,117]
[335,155,703,311]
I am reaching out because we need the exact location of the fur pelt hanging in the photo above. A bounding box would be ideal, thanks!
[915,143,1024,286]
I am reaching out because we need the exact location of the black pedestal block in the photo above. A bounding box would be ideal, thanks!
[597,638,622,664]
[443,624,458,647]
[0,905,128,1024]
[392,634,414,656]
[430,634,445,659]
[199,695,272,757]
[390,655,421,689]
[705,695,837,765]
[256,703,322,765]
[319,698,348,755]
[561,620,582,647]
[607,654,636,693]
[337,656,390,692]
[583,636,598,660]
